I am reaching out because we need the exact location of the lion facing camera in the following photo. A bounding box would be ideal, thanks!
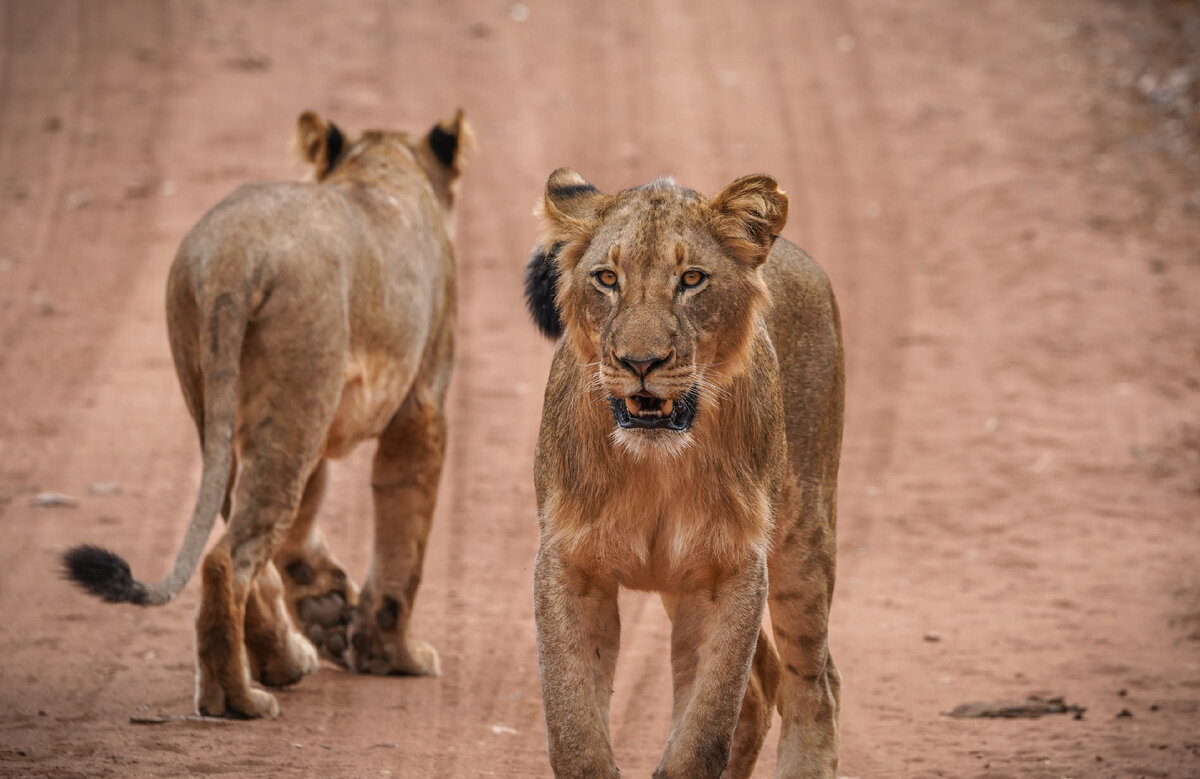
[525,169,843,778]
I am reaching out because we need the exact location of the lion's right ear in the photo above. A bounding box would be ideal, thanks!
[294,111,345,180]
[535,168,610,251]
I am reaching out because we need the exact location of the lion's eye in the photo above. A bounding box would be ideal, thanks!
[680,269,707,289]
[595,269,619,289]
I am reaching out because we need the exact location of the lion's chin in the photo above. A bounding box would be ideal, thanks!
[609,426,696,461]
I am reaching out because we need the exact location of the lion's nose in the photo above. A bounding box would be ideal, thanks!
[618,353,670,378]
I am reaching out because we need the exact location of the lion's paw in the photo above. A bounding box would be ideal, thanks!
[279,556,357,668]
[256,627,321,687]
[347,593,440,677]
[295,590,355,667]
[196,683,280,720]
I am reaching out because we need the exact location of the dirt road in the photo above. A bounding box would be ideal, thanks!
[1,1,1197,776]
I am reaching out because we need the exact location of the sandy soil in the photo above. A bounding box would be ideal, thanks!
[1,1,1198,777]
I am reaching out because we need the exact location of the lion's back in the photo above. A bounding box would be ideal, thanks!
[762,238,845,486]
[174,182,358,277]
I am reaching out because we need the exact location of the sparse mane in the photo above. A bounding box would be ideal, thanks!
[524,243,563,339]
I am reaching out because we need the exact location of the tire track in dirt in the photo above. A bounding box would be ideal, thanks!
[0,1,185,771]
[759,3,913,773]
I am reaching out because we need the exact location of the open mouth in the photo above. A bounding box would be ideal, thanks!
[609,387,699,431]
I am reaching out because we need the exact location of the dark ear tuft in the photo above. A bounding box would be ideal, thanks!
[324,122,344,171]
[524,243,564,339]
[426,108,472,174]
[428,124,457,168]
[61,544,149,605]
[294,111,345,179]
[547,180,600,203]
[536,169,610,248]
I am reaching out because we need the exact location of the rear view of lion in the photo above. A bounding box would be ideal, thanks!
[526,170,843,777]
[62,110,471,718]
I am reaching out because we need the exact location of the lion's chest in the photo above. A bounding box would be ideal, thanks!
[554,460,773,590]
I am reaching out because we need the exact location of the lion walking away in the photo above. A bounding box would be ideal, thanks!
[526,169,843,778]
[62,109,471,719]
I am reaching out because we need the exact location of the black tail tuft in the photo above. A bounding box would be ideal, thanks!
[524,242,564,339]
[61,544,149,605]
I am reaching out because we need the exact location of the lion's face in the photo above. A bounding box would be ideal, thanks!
[537,170,787,455]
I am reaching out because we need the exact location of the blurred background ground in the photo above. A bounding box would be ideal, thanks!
[0,1,1197,776]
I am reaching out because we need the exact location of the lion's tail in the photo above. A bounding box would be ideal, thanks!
[62,290,245,606]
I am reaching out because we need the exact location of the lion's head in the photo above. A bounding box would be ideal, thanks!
[293,109,473,218]
[527,169,788,456]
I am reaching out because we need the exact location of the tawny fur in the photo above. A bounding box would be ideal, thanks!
[530,169,844,778]
[62,110,471,719]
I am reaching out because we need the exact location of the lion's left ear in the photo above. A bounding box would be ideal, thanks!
[709,174,789,265]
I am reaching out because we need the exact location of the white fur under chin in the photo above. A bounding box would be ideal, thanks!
[610,427,695,461]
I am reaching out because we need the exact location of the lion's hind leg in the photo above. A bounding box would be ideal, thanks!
[724,630,781,779]
[195,538,280,719]
[244,559,320,687]
[767,515,839,778]
[274,459,359,668]
[195,336,344,718]
[196,454,329,718]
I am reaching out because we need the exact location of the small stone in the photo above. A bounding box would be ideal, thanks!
[507,2,529,22]
[923,631,942,642]
[65,189,91,210]
[125,178,155,200]
[31,492,78,508]
[466,21,492,38]
[32,293,57,316]
[88,482,120,496]
[1116,708,1133,718]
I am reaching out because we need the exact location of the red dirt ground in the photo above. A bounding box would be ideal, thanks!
[1,1,1198,777]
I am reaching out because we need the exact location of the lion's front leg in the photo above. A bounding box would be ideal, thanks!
[348,394,444,677]
[655,555,768,779]
[533,547,621,779]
